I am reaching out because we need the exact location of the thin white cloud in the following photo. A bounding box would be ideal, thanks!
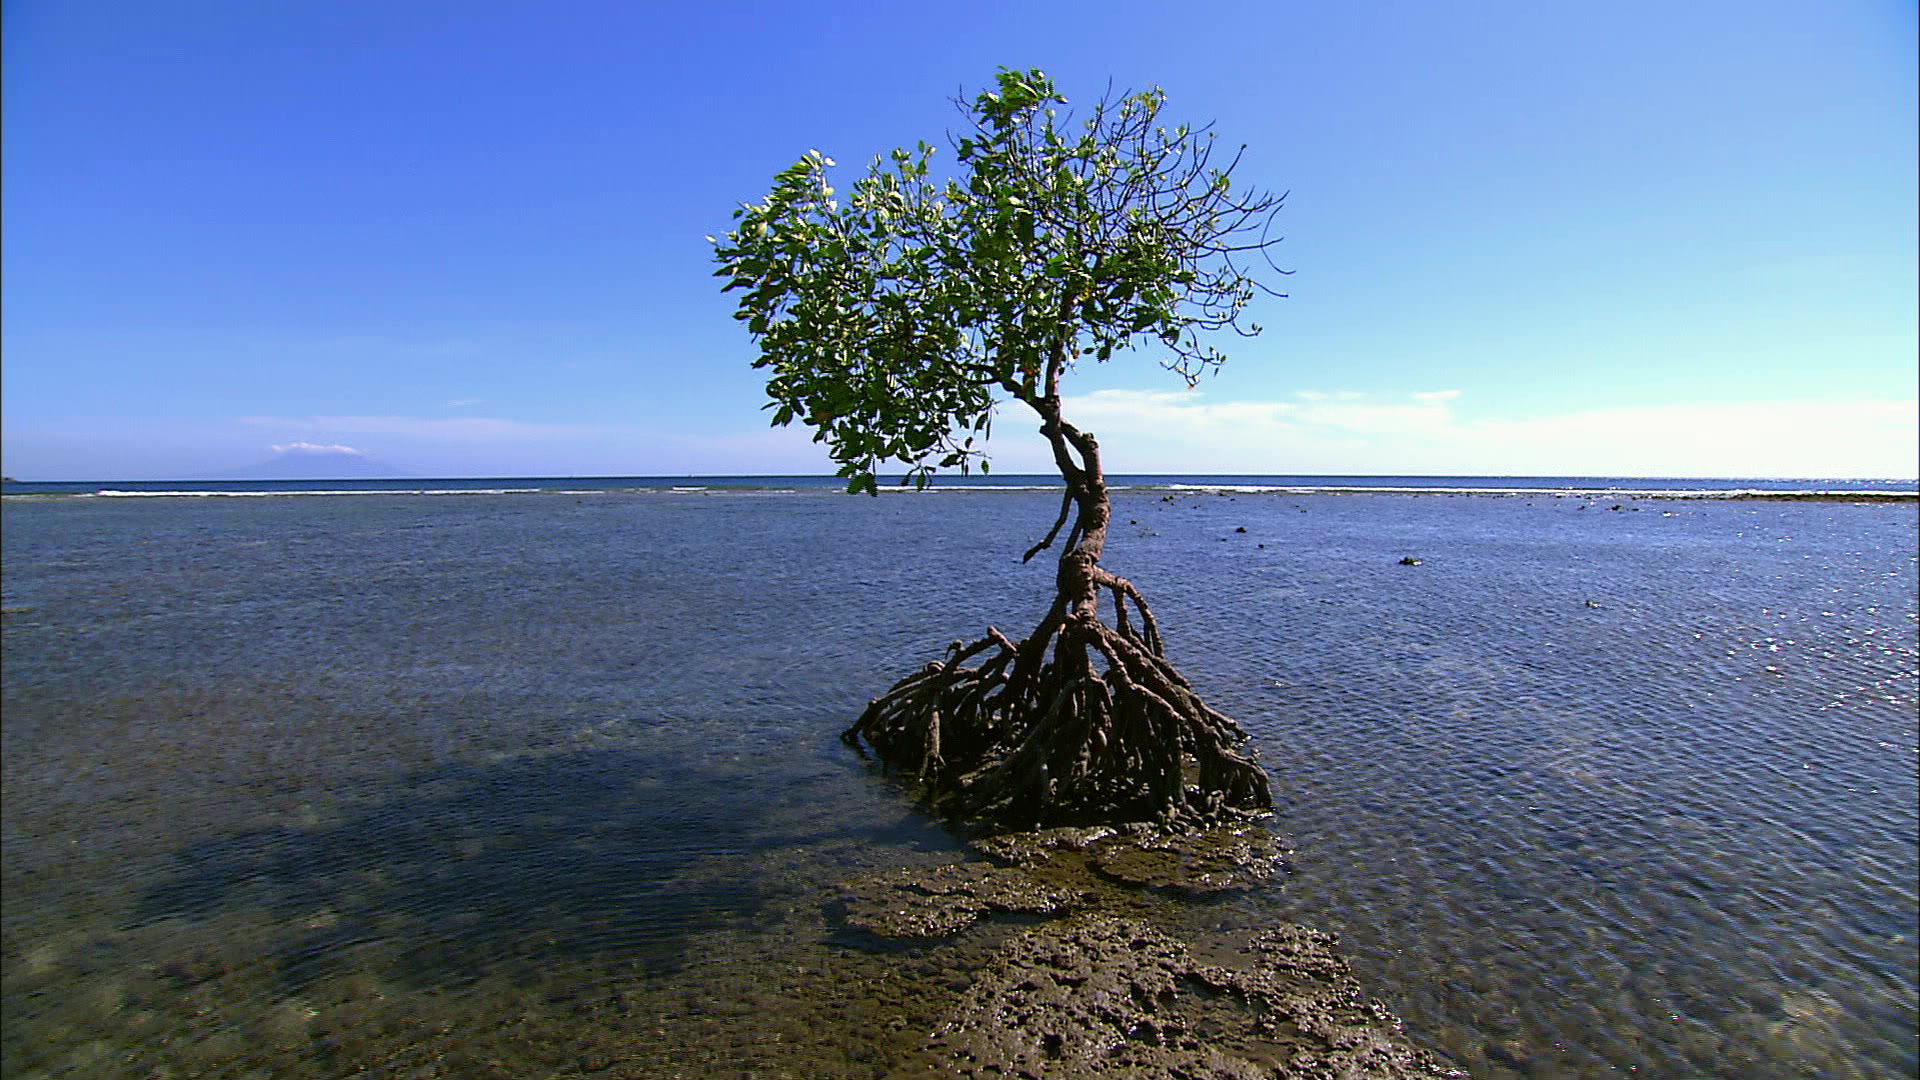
[1071,389,1299,426]
[270,441,364,456]
[1456,400,1919,478]
[241,415,597,443]
[446,398,483,409]
[1051,389,1918,478]
[217,397,1915,480]
[1298,397,1455,436]
[1067,388,1455,438]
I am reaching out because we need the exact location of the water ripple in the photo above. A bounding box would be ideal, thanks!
[2,491,1914,1077]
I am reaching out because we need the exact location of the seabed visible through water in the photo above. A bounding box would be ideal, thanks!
[2,486,1915,1077]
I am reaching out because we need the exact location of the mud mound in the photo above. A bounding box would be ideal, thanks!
[842,861,1085,938]
[918,913,1466,1078]
[975,821,1287,893]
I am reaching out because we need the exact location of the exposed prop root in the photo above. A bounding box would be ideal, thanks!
[842,600,1272,832]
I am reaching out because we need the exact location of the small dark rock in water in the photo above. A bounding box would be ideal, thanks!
[1235,526,1247,533]
[1398,556,1422,566]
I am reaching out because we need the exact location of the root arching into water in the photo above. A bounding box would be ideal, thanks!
[842,578,1272,831]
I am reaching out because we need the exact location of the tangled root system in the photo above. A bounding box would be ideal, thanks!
[843,585,1271,831]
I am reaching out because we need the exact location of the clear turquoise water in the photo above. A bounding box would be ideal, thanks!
[3,488,1915,1077]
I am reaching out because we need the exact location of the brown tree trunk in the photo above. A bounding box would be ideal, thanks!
[841,392,1272,832]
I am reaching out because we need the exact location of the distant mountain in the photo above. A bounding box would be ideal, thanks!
[221,444,412,480]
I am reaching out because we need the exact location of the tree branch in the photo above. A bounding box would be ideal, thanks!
[1023,486,1075,563]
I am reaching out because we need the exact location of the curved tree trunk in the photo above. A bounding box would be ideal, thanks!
[842,389,1273,832]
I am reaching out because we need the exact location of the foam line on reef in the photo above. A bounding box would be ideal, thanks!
[1153,483,1918,500]
[86,488,548,498]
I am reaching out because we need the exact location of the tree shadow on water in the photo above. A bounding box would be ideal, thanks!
[128,747,805,994]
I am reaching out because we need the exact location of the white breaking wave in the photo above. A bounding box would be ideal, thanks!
[91,488,544,498]
[1155,483,1917,499]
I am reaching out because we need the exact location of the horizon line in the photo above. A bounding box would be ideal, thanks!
[6,471,1917,485]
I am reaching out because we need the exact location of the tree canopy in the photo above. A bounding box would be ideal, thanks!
[712,68,1286,494]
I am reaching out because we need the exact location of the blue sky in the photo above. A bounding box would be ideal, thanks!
[4,0,1914,480]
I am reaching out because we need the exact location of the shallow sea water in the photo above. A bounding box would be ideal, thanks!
[2,490,1915,1078]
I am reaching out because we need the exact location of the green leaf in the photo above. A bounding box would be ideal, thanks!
[718,68,1281,496]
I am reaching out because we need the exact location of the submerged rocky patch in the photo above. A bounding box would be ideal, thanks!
[839,824,1463,1078]
[842,861,1084,938]
[925,914,1462,1079]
